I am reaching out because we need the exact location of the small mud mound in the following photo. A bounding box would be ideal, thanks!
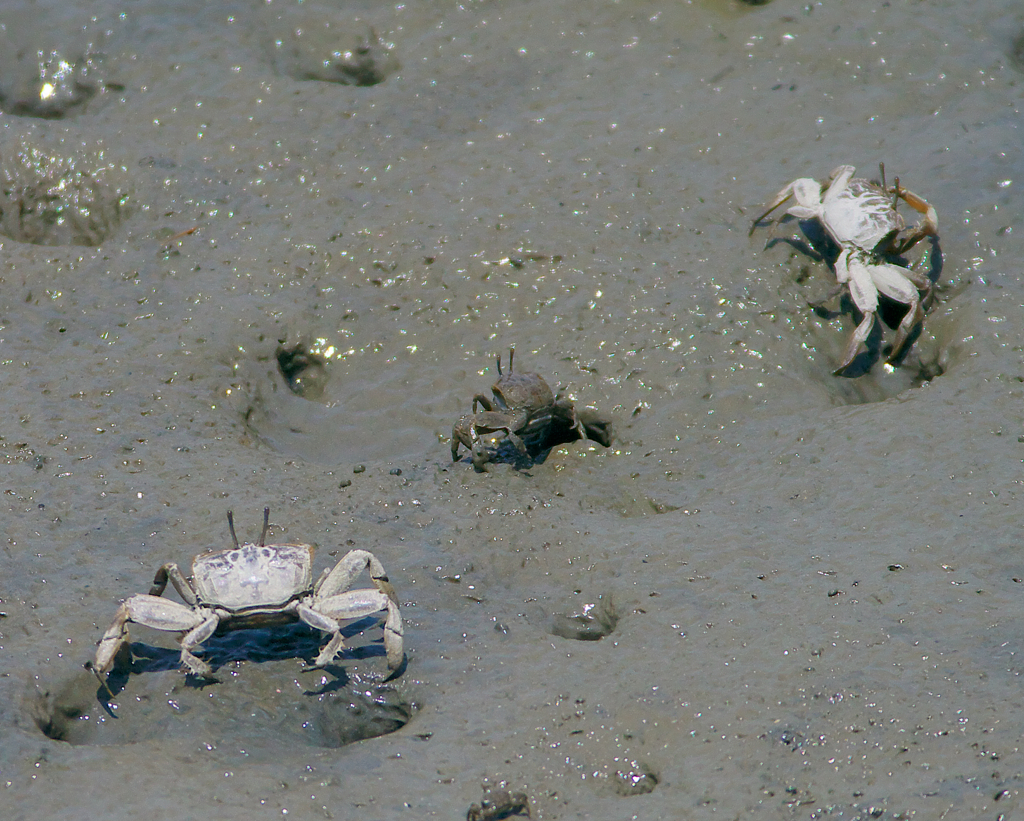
[610,760,659,796]
[0,46,123,119]
[0,5,125,121]
[266,18,398,87]
[0,135,132,246]
[582,748,659,797]
[550,594,619,641]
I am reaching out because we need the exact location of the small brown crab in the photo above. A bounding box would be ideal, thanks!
[451,348,586,469]
[87,508,403,695]
[751,164,939,373]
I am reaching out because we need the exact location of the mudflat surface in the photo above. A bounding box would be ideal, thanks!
[2,1,1023,818]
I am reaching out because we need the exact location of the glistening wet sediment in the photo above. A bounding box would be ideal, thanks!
[1,0,1020,818]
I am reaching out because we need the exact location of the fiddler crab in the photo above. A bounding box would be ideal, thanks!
[451,348,587,470]
[751,164,939,374]
[86,508,404,696]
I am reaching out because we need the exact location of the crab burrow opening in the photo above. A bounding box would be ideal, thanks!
[32,636,417,750]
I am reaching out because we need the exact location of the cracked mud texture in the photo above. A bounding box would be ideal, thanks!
[1,0,1023,819]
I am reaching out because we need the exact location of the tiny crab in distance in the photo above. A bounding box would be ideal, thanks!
[451,348,587,470]
[750,164,939,374]
[87,508,403,696]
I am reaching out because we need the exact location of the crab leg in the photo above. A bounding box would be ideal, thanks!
[504,431,529,456]
[175,611,221,677]
[305,550,405,671]
[89,602,135,682]
[90,594,215,682]
[299,589,404,671]
[835,313,875,375]
[454,411,531,457]
[749,177,824,236]
[149,562,198,604]
[890,183,938,256]
[314,550,396,601]
[472,393,496,413]
[451,414,478,459]
[869,260,925,363]
[832,249,878,374]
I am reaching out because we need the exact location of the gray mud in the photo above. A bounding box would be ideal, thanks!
[2,0,1024,818]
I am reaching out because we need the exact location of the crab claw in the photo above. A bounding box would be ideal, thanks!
[749,177,825,236]
[890,186,939,256]
[451,415,477,460]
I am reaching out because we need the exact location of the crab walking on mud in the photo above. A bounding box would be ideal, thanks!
[451,347,586,469]
[751,164,939,374]
[87,508,404,695]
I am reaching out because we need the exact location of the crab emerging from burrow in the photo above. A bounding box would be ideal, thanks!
[451,348,596,470]
[87,508,404,696]
[750,164,939,374]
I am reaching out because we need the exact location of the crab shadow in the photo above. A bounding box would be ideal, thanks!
[761,216,836,263]
[97,616,393,699]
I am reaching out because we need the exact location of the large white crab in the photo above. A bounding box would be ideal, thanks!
[751,164,938,373]
[87,508,404,694]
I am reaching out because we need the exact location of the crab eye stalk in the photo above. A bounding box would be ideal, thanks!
[227,510,239,549]
[259,507,270,546]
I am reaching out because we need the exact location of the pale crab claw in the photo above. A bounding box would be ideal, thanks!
[749,176,826,237]
[890,183,939,256]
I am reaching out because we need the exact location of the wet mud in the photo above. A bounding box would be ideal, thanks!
[1,0,1023,819]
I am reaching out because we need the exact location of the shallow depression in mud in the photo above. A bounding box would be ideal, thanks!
[33,630,416,752]
[0,6,126,119]
[240,343,449,464]
[0,132,132,246]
